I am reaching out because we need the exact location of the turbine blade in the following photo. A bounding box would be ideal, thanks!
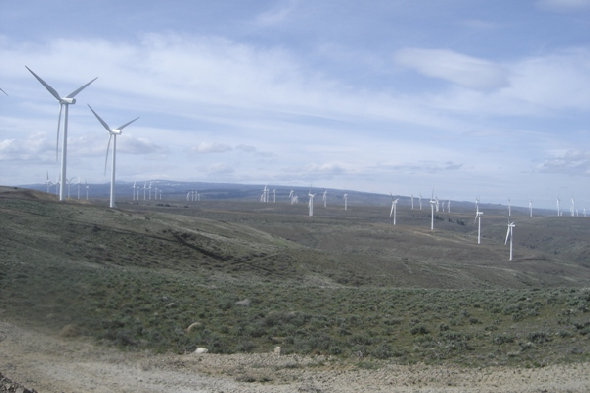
[390,203,394,217]
[25,66,62,101]
[117,116,139,131]
[88,105,111,131]
[504,227,510,245]
[104,134,112,176]
[56,104,63,161]
[67,77,98,98]
[0,87,7,95]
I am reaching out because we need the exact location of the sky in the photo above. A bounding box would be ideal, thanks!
[1,0,590,209]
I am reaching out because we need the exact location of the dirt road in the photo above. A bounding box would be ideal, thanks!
[1,321,588,393]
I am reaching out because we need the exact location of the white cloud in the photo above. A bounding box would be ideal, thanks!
[394,48,509,90]
[191,142,232,154]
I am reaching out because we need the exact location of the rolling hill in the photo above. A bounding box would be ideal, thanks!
[1,185,589,365]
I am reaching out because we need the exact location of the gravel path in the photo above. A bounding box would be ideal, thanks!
[1,321,589,392]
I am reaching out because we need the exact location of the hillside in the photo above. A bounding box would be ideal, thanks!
[1,187,589,365]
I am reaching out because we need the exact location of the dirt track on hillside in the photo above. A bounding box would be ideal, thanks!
[1,320,589,393]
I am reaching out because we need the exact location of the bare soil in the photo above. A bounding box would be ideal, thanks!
[1,321,589,393]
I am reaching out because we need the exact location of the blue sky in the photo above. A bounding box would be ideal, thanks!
[1,0,590,209]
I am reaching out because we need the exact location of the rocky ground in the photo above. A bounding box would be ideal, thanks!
[1,320,589,393]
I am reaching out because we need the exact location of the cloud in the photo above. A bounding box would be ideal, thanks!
[394,48,509,90]
[191,142,232,153]
[539,150,590,175]
[236,144,257,152]
[255,0,299,26]
[121,136,164,155]
[0,132,52,161]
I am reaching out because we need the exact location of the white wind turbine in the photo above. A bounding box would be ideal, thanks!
[571,197,575,217]
[447,200,451,214]
[308,192,315,217]
[429,197,436,231]
[26,66,97,201]
[77,177,81,200]
[529,200,533,218]
[475,196,480,214]
[322,190,327,208]
[343,193,348,211]
[556,197,561,217]
[474,211,483,244]
[289,190,294,204]
[505,221,516,261]
[45,172,53,193]
[419,193,423,210]
[410,194,414,210]
[85,180,90,200]
[88,105,139,209]
[390,196,399,226]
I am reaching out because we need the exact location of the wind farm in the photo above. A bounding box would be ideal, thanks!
[3,1,590,391]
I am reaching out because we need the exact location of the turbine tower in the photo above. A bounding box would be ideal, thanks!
[529,200,533,218]
[556,197,561,217]
[308,192,315,217]
[505,222,516,261]
[429,198,436,231]
[322,190,327,208]
[26,66,97,201]
[88,105,139,209]
[390,196,399,226]
[474,211,483,245]
[410,194,414,210]
[571,197,575,217]
[45,172,53,193]
[343,193,348,211]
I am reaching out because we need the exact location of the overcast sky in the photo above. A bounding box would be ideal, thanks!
[1,0,590,209]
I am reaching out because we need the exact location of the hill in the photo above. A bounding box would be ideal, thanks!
[1,188,589,365]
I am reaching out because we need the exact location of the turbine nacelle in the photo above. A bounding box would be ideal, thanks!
[60,97,76,105]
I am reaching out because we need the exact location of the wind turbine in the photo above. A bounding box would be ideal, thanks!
[88,105,139,209]
[429,197,436,231]
[390,196,399,225]
[322,190,327,208]
[475,196,480,214]
[85,180,90,200]
[77,177,81,200]
[26,66,97,201]
[571,197,575,217]
[45,172,53,193]
[474,211,483,244]
[505,221,516,261]
[556,197,561,217]
[447,200,451,214]
[344,193,348,211]
[410,194,414,210]
[308,192,315,217]
[419,193,423,210]
[529,200,533,218]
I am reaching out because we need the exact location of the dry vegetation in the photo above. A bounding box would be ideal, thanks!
[1,185,589,374]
